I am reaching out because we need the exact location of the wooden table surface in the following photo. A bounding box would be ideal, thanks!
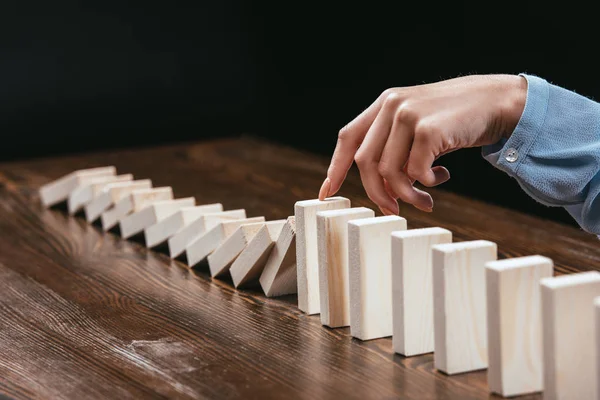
[1,136,598,400]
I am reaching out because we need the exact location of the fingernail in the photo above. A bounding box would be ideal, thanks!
[318,178,331,201]
[381,207,398,216]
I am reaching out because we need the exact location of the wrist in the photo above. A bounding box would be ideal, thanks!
[499,74,528,139]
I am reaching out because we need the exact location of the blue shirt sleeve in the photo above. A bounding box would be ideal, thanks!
[482,73,600,235]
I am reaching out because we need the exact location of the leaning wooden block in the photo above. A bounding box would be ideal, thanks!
[317,207,374,328]
[85,180,155,223]
[431,240,497,375]
[67,173,133,214]
[259,216,297,297]
[103,186,173,231]
[230,219,287,288]
[541,270,600,400]
[39,166,116,207]
[167,209,247,258]
[185,217,266,267]
[119,197,196,239]
[295,196,351,315]
[208,220,275,278]
[485,255,553,397]
[391,227,452,356]
[144,203,224,248]
[348,215,407,341]
[99,181,156,230]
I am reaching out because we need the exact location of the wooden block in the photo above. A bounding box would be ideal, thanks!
[85,180,155,223]
[348,215,407,341]
[144,203,224,248]
[167,209,247,258]
[39,166,116,207]
[540,271,600,400]
[67,173,133,214]
[595,296,600,400]
[99,181,156,230]
[259,216,297,297]
[431,240,497,375]
[185,217,266,267]
[208,221,272,278]
[485,255,553,397]
[131,187,174,213]
[391,227,452,356]
[295,196,351,315]
[119,197,196,239]
[317,207,374,328]
[230,219,287,288]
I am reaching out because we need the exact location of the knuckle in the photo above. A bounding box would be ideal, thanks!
[377,160,395,179]
[414,119,441,142]
[394,101,418,125]
[338,125,352,141]
[354,150,369,168]
[383,91,403,108]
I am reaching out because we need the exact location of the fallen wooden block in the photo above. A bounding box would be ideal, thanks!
[541,270,600,400]
[119,197,196,239]
[391,227,452,356]
[431,240,497,375]
[348,215,407,341]
[485,255,553,397]
[144,203,224,248]
[99,181,158,230]
[259,216,297,297]
[67,173,133,214]
[295,196,351,315]
[317,207,374,328]
[185,217,266,267]
[167,209,247,258]
[208,220,274,278]
[85,180,157,223]
[39,166,116,207]
[230,219,287,288]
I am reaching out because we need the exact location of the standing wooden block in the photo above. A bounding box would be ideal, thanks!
[259,216,297,297]
[185,217,266,267]
[317,207,374,328]
[595,297,600,400]
[67,173,133,214]
[119,197,196,239]
[295,196,351,315]
[431,240,497,375]
[144,203,224,248]
[39,166,116,207]
[207,221,267,278]
[347,215,407,341]
[85,180,159,223]
[167,209,247,258]
[230,219,287,288]
[99,181,158,230]
[485,255,553,397]
[391,227,452,356]
[540,271,600,400]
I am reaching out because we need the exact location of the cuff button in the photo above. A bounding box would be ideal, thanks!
[505,148,519,163]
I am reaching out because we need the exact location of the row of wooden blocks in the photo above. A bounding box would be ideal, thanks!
[39,167,600,399]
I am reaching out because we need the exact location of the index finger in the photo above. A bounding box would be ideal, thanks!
[319,90,391,200]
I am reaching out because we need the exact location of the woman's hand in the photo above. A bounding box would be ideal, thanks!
[318,74,527,215]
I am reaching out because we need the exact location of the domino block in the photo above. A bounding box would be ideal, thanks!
[540,271,600,400]
[144,203,223,248]
[67,173,133,214]
[317,207,374,328]
[99,181,157,230]
[230,219,287,288]
[85,180,156,223]
[167,209,247,258]
[485,255,553,397]
[391,227,452,356]
[119,197,196,239]
[295,196,351,315]
[595,297,600,400]
[39,166,116,207]
[259,216,297,297]
[207,221,267,278]
[348,215,407,341]
[431,240,497,375]
[185,217,266,267]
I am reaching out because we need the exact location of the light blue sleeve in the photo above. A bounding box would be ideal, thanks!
[482,73,600,235]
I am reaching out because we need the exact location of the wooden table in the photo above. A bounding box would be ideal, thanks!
[1,136,598,400]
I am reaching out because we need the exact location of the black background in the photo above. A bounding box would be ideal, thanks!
[1,1,596,227]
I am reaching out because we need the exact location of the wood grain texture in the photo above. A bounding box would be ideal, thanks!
[2,136,600,400]
[485,256,553,397]
[540,271,600,400]
[431,240,497,375]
